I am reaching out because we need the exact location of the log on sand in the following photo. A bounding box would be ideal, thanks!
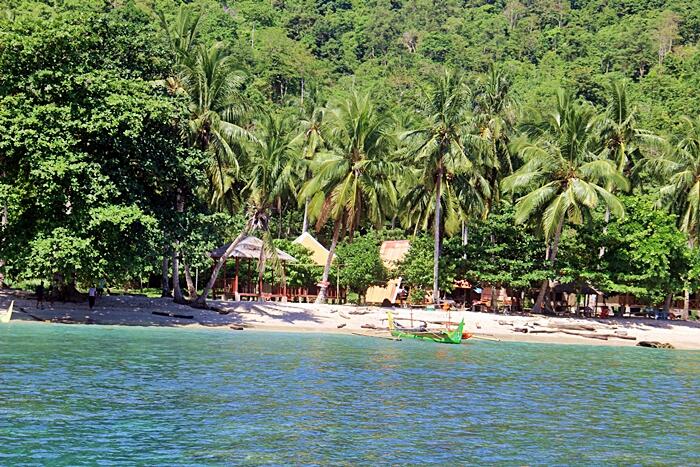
[152,311,194,319]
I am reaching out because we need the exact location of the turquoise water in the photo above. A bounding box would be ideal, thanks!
[1,323,699,465]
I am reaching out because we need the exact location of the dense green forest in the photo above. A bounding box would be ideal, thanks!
[1,0,699,316]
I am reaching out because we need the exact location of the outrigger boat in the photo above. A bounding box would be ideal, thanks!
[387,310,468,344]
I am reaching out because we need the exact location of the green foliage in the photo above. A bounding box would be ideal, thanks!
[1,0,700,308]
[268,240,322,287]
[602,195,689,304]
[397,236,456,293]
[461,205,549,290]
[335,233,385,298]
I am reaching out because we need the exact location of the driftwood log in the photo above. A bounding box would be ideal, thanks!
[152,311,194,319]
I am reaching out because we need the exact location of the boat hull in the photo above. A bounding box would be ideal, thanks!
[387,311,466,344]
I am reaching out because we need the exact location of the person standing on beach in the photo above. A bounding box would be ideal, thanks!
[35,281,45,309]
[88,285,97,310]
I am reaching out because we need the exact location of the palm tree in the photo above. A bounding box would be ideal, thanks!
[502,90,629,312]
[599,81,661,177]
[158,8,252,303]
[301,92,400,304]
[402,69,489,304]
[292,106,327,233]
[597,80,661,256]
[193,113,295,307]
[647,117,700,319]
[472,63,518,189]
[179,42,252,207]
[245,113,298,298]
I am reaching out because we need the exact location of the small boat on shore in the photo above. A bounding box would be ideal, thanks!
[387,311,468,344]
[1,301,14,324]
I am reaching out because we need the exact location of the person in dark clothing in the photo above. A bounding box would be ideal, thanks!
[88,285,97,309]
[35,281,45,309]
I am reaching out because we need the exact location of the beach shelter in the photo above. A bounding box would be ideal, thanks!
[293,231,335,267]
[210,236,296,301]
[365,240,411,305]
[291,232,346,303]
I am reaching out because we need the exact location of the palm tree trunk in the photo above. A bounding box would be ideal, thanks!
[192,227,250,308]
[316,220,341,304]
[0,202,6,288]
[172,244,185,304]
[598,206,611,258]
[433,163,443,304]
[161,251,170,297]
[183,259,197,298]
[682,289,690,320]
[534,215,565,313]
[302,198,309,234]
[257,241,266,301]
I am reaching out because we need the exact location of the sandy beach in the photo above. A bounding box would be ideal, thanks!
[1,290,699,349]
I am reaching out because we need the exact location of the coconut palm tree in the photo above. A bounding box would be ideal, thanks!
[647,117,700,319]
[502,90,629,312]
[600,81,661,177]
[292,105,327,234]
[597,80,662,257]
[301,92,400,304]
[193,113,295,307]
[401,69,489,304]
[472,63,518,184]
[158,9,252,303]
[179,42,252,207]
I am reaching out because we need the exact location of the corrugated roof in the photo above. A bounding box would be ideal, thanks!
[210,236,296,262]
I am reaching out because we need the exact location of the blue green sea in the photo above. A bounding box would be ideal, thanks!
[1,322,699,465]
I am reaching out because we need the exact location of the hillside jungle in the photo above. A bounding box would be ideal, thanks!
[1,0,700,315]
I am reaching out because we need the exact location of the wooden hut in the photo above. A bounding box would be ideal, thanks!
[366,240,410,305]
[210,236,296,301]
[290,232,346,303]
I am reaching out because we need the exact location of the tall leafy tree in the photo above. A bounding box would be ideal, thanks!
[502,90,629,312]
[402,70,489,303]
[301,92,400,303]
[647,117,700,318]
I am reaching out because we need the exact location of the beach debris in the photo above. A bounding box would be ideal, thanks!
[348,309,369,315]
[337,323,347,328]
[497,320,513,326]
[513,327,529,333]
[152,311,194,320]
[338,312,350,320]
[229,325,244,330]
[637,341,674,349]
[361,323,377,329]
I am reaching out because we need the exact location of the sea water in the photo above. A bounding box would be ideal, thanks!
[0,322,698,465]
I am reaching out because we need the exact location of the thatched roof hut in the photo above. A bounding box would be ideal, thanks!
[210,236,296,262]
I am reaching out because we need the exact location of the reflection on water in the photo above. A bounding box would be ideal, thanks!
[0,323,699,465]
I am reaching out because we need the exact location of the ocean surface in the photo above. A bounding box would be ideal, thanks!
[0,322,699,466]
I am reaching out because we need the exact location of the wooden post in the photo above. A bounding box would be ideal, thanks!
[222,259,227,299]
[233,258,239,293]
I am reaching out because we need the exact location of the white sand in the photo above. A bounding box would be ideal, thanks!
[2,290,699,349]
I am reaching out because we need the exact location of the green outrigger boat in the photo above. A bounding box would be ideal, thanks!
[387,311,468,344]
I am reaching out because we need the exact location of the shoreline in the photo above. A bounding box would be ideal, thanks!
[2,291,699,350]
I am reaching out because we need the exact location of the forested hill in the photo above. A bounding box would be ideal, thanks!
[224,0,698,132]
[1,0,699,306]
